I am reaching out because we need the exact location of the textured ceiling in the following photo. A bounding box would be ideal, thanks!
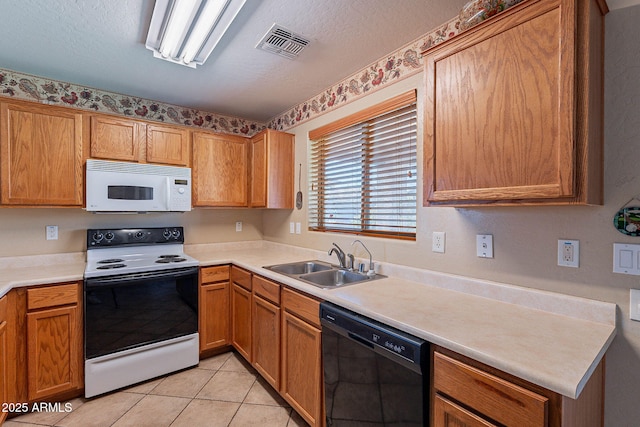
[0,0,636,122]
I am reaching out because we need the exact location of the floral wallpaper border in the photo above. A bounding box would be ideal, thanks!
[0,68,265,137]
[268,0,524,131]
[0,0,523,136]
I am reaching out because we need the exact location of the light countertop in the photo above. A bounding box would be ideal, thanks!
[0,241,616,400]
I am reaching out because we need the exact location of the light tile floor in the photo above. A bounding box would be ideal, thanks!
[5,352,309,427]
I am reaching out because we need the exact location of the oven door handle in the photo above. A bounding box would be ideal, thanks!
[85,266,198,288]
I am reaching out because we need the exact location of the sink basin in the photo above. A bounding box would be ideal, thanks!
[265,260,334,275]
[264,260,385,289]
[298,269,372,288]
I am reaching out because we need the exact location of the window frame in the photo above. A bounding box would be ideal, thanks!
[308,90,417,240]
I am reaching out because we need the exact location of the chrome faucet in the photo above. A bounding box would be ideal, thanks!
[328,243,347,268]
[351,239,375,276]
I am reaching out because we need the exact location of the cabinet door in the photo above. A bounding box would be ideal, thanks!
[281,311,322,427]
[250,132,267,207]
[231,283,252,361]
[423,0,599,206]
[0,102,84,205]
[434,394,497,427]
[252,294,280,389]
[27,305,80,401]
[146,124,190,166]
[250,130,295,209]
[192,132,248,207]
[199,281,230,352]
[90,115,145,162]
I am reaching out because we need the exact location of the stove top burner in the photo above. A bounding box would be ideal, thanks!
[96,264,126,270]
[98,258,125,264]
[85,227,199,279]
[156,257,187,264]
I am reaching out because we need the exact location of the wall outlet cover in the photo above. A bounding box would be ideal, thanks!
[557,239,579,268]
[432,232,445,253]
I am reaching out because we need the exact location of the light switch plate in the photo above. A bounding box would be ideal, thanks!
[613,243,640,275]
[476,234,493,258]
[631,289,640,321]
[235,221,242,232]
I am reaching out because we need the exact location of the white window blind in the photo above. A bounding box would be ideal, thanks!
[309,96,417,239]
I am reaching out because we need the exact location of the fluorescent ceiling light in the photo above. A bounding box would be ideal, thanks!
[145,0,246,68]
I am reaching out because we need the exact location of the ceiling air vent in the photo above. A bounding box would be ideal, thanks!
[256,24,310,59]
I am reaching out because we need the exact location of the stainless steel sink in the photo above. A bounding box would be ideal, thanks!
[298,269,371,287]
[264,260,385,288]
[265,260,334,275]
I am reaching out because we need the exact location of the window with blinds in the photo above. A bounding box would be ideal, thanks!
[308,91,417,240]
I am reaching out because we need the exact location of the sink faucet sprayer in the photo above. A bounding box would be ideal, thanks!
[351,240,376,277]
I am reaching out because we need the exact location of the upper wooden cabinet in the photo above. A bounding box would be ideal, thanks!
[422,0,606,206]
[0,101,86,206]
[146,123,190,166]
[90,115,190,166]
[192,131,249,207]
[250,129,295,208]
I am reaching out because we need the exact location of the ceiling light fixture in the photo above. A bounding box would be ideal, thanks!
[145,0,246,68]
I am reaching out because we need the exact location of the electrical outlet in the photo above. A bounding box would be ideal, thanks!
[432,232,445,253]
[557,239,579,267]
[46,225,58,240]
[235,221,242,232]
[476,234,493,258]
[289,222,295,234]
[295,222,301,234]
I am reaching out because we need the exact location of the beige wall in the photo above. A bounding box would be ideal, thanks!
[263,7,640,425]
[0,208,263,256]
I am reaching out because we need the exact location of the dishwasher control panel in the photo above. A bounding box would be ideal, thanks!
[320,302,426,364]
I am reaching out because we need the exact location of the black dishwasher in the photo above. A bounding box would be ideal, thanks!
[320,302,429,426]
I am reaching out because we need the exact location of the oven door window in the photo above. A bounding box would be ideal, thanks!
[84,268,198,359]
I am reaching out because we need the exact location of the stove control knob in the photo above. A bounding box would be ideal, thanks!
[92,232,104,243]
[104,232,115,241]
[134,231,145,240]
[163,229,172,239]
[172,229,181,238]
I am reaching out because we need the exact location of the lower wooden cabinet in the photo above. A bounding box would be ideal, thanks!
[281,287,323,427]
[434,394,497,427]
[25,282,83,402]
[231,266,252,361]
[432,347,605,427]
[251,276,281,389]
[199,265,230,354]
[0,294,8,425]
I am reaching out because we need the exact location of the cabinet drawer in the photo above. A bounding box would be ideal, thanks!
[433,351,548,427]
[282,288,320,328]
[201,265,230,283]
[253,276,280,305]
[231,266,252,291]
[27,283,78,310]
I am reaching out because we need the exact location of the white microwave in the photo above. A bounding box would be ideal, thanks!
[86,160,192,212]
